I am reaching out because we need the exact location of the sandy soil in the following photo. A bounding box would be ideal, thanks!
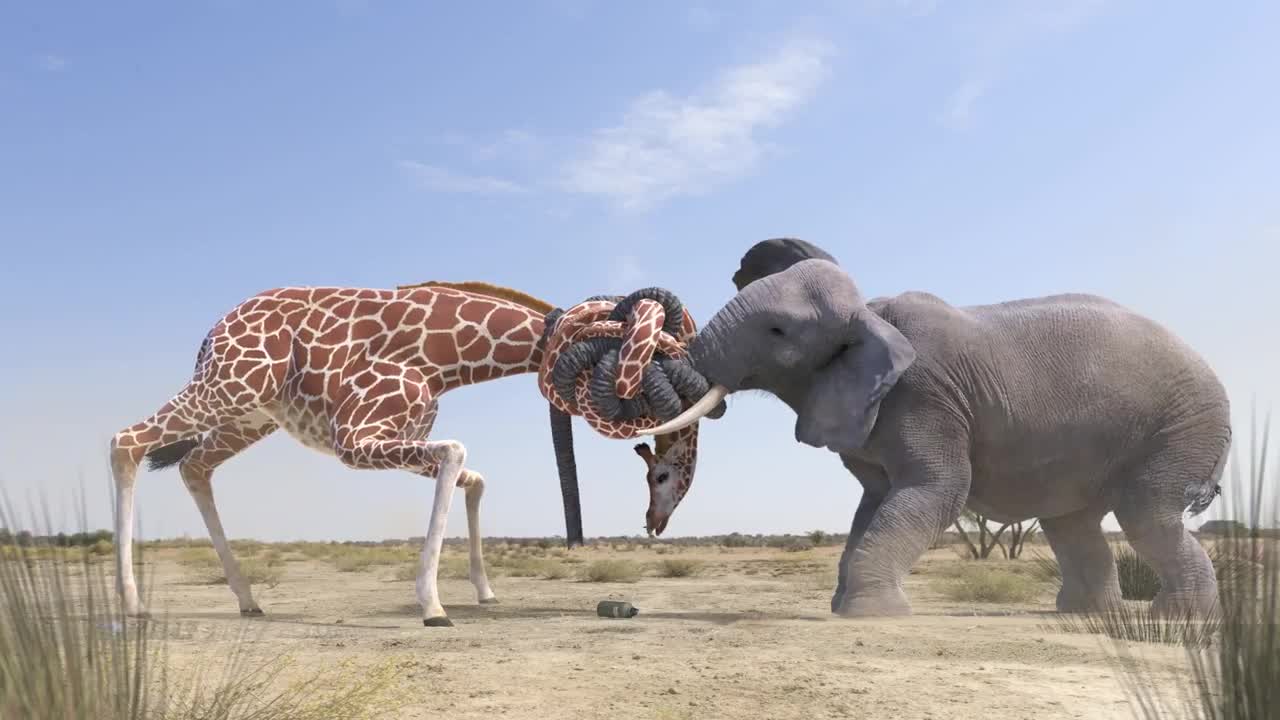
[132,544,1194,720]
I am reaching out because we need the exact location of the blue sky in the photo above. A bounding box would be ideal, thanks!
[2,1,1276,541]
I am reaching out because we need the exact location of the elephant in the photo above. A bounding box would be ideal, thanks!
[641,238,1232,618]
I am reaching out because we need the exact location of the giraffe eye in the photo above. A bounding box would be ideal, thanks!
[655,472,669,485]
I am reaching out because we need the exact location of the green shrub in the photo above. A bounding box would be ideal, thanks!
[1115,546,1162,600]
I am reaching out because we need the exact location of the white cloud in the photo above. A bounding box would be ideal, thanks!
[892,0,939,17]
[36,54,68,72]
[938,77,988,130]
[560,37,834,211]
[607,254,651,293]
[398,160,527,195]
[685,6,719,30]
[937,0,1111,130]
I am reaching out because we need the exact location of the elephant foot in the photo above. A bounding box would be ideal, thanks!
[1055,588,1122,615]
[1150,589,1219,622]
[240,606,264,616]
[423,616,454,628]
[832,585,912,618]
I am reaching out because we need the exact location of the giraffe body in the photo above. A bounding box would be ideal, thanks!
[109,283,701,625]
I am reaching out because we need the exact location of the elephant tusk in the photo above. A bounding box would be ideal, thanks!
[636,384,730,436]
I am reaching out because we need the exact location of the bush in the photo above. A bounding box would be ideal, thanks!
[1115,546,1161,600]
[936,565,1042,603]
[199,558,285,589]
[1076,412,1280,719]
[0,499,407,719]
[653,558,703,578]
[331,547,406,573]
[539,561,570,580]
[581,559,641,583]
[177,547,221,568]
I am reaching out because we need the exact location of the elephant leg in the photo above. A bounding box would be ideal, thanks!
[831,441,969,618]
[1039,506,1121,613]
[832,456,889,613]
[1113,441,1225,619]
[832,489,887,613]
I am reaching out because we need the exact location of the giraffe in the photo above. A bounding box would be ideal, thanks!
[108,281,707,627]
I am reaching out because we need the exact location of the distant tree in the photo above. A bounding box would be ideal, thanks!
[954,510,1004,559]
[1005,520,1040,559]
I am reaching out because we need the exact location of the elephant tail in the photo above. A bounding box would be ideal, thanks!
[1184,425,1232,517]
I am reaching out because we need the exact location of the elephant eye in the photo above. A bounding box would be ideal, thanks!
[768,327,785,337]
[655,472,670,484]
[819,342,852,370]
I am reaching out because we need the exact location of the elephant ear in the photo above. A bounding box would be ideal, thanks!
[732,238,839,291]
[794,308,916,452]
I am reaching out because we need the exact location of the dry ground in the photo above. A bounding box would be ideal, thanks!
[97,539,1202,720]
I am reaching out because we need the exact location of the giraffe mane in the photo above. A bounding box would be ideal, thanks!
[397,280,556,316]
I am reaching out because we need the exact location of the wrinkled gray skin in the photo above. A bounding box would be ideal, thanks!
[690,238,1232,618]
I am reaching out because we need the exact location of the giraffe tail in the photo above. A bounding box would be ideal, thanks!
[144,438,200,472]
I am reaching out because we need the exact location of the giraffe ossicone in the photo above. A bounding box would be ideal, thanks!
[108,281,719,627]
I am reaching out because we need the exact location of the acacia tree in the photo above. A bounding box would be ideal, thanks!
[954,510,1007,559]
[953,511,1041,560]
[1005,519,1040,558]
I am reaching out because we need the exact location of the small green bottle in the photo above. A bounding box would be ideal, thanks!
[596,600,639,618]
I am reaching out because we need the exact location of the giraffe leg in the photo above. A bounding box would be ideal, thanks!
[331,379,468,627]
[110,387,255,617]
[458,470,497,604]
[110,340,288,617]
[177,411,277,615]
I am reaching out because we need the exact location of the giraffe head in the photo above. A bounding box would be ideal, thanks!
[632,426,698,537]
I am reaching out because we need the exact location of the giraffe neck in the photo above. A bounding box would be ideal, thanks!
[419,290,549,394]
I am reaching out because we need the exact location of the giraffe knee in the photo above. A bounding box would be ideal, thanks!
[179,464,212,494]
[434,441,467,470]
[458,470,485,491]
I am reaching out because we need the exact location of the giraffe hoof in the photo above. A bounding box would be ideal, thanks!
[479,597,500,605]
[423,616,454,628]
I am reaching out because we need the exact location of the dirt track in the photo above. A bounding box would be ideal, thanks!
[138,544,1191,720]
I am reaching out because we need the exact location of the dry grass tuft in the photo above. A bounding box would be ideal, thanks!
[330,547,411,573]
[653,558,704,578]
[177,547,221,569]
[934,564,1043,603]
[196,557,286,589]
[580,559,641,583]
[0,497,407,719]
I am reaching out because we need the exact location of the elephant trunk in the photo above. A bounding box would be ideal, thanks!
[549,404,585,548]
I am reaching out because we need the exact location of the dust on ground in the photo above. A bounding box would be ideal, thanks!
[129,543,1194,720]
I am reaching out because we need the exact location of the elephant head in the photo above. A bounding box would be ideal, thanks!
[640,238,916,454]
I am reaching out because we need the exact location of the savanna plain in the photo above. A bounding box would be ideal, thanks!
[7,528,1231,720]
